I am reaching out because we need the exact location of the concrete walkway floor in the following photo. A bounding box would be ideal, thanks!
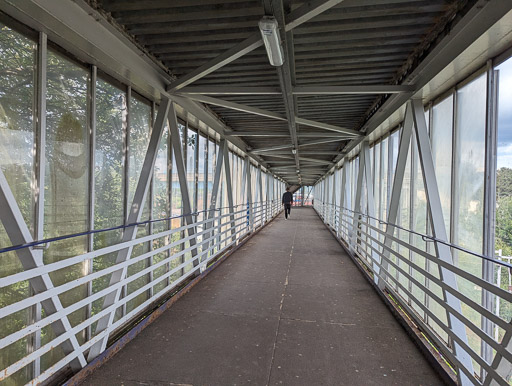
[83,207,444,386]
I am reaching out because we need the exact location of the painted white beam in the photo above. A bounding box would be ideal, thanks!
[168,34,263,91]
[181,94,287,121]
[299,138,344,147]
[179,86,282,95]
[411,98,474,384]
[284,0,346,31]
[293,85,415,95]
[229,131,348,138]
[296,117,360,137]
[298,157,333,165]
[177,85,415,96]
[168,102,199,265]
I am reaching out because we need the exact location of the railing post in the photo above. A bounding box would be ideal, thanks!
[222,141,236,243]
[339,164,347,239]
[351,151,365,254]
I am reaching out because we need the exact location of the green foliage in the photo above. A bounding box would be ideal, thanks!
[496,168,512,256]
[497,167,512,200]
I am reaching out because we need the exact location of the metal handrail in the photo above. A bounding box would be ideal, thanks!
[314,200,512,385]
[317,200,512,270]
[0,200,283,384]
[0,199,279,255]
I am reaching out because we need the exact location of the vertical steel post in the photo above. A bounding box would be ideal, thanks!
[245,158,253,230]
[481,63,498,370]
[31,30,47,378]
[86,65,97,340]
[148,101,156,300]
[339,164,347,238]
[258,165,263,226]
[203,139,225,260]
[121,86,131,318]
[222,142,236,242]
[351,151,365,252]
[331,171,336,227]
[362,142,381,283]
[169,105,199,264]
[377,104,414,291]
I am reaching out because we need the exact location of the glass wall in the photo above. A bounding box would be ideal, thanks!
[0,23,36,386]
[0,17,286,386]
[494,57,512,344]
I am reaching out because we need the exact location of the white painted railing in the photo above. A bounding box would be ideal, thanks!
[0,199,282,385]
[315,200,512,386]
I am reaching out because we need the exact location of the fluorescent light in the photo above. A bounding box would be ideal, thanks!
[259,16,284,67]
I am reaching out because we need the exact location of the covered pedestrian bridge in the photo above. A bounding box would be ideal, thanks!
[1,1,512,385]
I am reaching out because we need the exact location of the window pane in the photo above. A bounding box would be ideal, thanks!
[0,23,36,385]
[495,57,512,343]
[431,95,453,235]
[455,73,487,370]
[92,78,126,316]
[125,95,151,314]
[152,123,169,295]
[43,49,90,370]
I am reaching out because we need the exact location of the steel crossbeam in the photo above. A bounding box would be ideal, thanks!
[202,139,226,260]
[87,97,171,360]
[168,102,200,266]
[411,98,474,385]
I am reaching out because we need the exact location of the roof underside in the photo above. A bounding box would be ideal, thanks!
[96,0,467,185]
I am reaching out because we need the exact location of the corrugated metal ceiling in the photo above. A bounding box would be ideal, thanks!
[96,0,466,184]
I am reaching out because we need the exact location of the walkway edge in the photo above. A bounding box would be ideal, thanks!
[313,208,457,386]
[64,211,283,386]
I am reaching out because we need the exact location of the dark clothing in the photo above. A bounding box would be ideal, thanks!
[282,191,293,219]
[282,191,293,204]
[284,203,291,219]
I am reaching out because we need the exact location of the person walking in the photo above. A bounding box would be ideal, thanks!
[282,187,293,219]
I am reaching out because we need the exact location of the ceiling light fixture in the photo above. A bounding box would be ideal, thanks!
[259,16,284,67]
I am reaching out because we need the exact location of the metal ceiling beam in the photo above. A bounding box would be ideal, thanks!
[300,151,342,156]
[178,87,282,95]
[168,34,263,92]
[180,94,287,121]
[250,138,340,155]
[183,94,359,137]
[179,85,415,95]
[299,138,344,147]
[251,143,294,154]
[295,117,360,137]
[284,0,346,31]
[228,131,348,138]
[167,0,347,91]
[299,157,333,165]
[294,85,415,95]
